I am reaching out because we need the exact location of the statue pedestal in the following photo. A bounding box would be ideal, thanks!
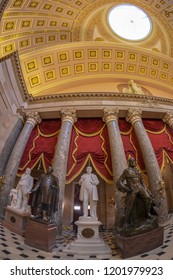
[25,219,56,252]
[114,226,164,259]
[2,206,30,236]
[63,216,112,257]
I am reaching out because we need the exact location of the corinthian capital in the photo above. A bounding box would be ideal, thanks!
[16,106,26,122]
[126,109,142,125]
[162,112,173,129]
[26,111,41,126]
[102,108,119,124]
[61,109,77,124]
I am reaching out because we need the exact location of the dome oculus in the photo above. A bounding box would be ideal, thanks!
[108,4,152,41]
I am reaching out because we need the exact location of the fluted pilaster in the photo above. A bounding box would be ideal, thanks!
[126,108,168,223]
[0,111,41,219]
[52,109,77,240]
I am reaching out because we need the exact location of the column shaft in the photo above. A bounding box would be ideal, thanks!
[126,109,168,223]
[0,112,41,218]
[0,118,23,176]
[52,109,77,239]
[103,108,127,227]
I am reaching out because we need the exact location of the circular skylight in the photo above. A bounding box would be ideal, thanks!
[108,4,152,41]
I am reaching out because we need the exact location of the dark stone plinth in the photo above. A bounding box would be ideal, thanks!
[2,206,30,236]
[113,226,164,259]
[25,219,56,252]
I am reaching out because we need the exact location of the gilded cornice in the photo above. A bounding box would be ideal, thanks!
[29,91,173,106]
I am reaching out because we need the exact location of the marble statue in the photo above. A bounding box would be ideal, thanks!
[79,166,99,218]
[16,168,33,212]
[9,188,18,208]
[31,166,59,222]
[116,157,157,236]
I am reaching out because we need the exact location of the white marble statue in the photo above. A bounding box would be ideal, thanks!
[16,168,33,212]
[9,188,18,208]
[79,166,99,218]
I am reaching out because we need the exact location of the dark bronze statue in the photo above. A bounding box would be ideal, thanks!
[116,157,158,236]
[31,166,59,223]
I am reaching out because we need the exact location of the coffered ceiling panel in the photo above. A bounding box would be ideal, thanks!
[0,0,173,99]
[19,42,173,96]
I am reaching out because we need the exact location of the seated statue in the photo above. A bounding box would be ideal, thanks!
[116,157,158,236]
[31,166,59,223]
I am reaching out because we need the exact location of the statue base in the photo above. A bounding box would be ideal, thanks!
[25,218,56,252]
[113,226,164,259]
[2,206,30,236]
[63,216,112,257]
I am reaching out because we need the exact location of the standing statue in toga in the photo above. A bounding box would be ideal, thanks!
[16,168,33,212]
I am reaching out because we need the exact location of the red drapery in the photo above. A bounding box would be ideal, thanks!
[66,119,112,183]
[120,119,173,171]
[17,120,61,176]
[143,119,173,169]
[18,119,173,184]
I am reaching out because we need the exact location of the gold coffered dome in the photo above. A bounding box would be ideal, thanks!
[0,0,173,99]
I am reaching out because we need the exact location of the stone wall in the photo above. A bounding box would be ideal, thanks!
[0,57,24,155]
[0,84,18,154]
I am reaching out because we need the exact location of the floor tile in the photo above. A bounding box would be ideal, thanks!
[0,214,173,260]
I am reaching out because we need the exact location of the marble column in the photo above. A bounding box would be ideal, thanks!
[163,112,173,130]
[0,112,41,219]
[103,108,127,227]
[52,109,77,240]
[0,118,23,177]
[126,109,168,223]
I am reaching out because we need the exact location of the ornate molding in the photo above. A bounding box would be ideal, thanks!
[29,91,173,106]
[126,109,142,125]
[103,108,119,123]
[163,112,173,128]
[10,51,32,101]
[26,111,41,126]
[61,109,77,125]
[16,106,26,123]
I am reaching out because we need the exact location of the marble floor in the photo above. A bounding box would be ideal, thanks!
[0,215,173,260]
